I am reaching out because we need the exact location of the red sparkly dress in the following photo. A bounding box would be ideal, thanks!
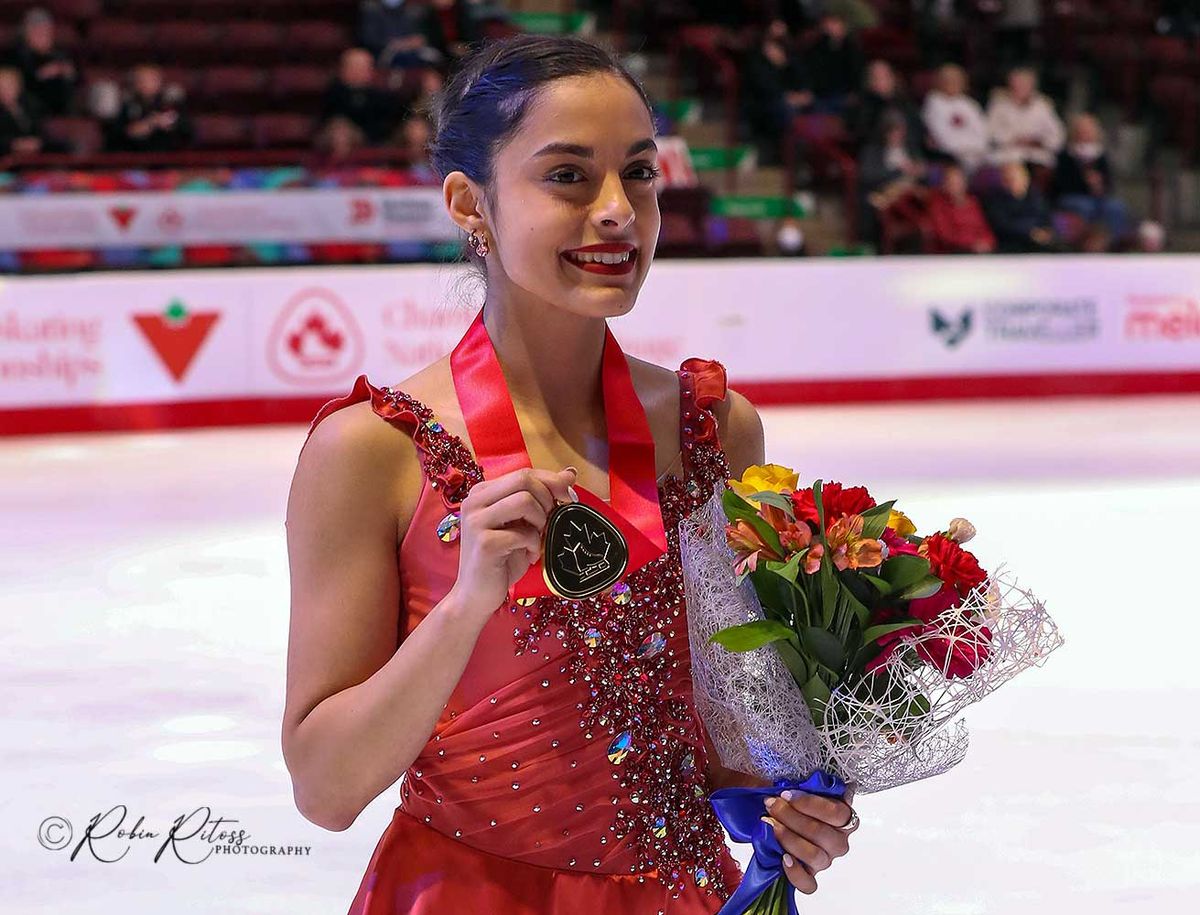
[304,358,744,914]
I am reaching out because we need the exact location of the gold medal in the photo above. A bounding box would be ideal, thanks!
[541,499,629,600]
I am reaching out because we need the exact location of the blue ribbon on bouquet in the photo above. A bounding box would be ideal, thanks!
[709,769,848,915]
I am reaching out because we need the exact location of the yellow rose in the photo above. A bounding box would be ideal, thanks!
[728,463,800,508]
[888,508,917,536]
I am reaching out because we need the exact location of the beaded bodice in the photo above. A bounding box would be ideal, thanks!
[309,360,740,906]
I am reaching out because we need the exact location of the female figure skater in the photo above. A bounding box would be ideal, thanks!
[283,33,859,913]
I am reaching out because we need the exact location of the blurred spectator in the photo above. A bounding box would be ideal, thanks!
[922,63,988,172]
[860,109,927,245]
[321,48,402,145]
[315,116,367,159]
[1158,0,1200,37]
[358,0,445,70]
[984,160,1055,252]
[6,7,78,116]
[986,66,1065,169]
[1050,112,1131,243]
[913,0,967,66]
[823,1,879,31]
[0,66,48,155]
[742,20,813,165]
[995,0,1041,69]
[847,60,922,146]
[426,0,486,60]
[925,162,996,254]
[803,14,864,115]
[398,113,432,167]
[109,65,192,153]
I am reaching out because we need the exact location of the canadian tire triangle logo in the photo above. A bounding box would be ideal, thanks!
[133,298,220,382]
[109,206,137,230]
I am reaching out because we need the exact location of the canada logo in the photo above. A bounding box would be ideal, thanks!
[267,286,364,384]
[132,297,220,382]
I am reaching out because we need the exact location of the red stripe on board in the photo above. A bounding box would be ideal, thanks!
[2,370,1199,437]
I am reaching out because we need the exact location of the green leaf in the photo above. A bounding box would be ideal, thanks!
[898,575,945,601]
[860,573,892,594]
[721,487,786,560]
[859,500,897,540]
[862,621,921,644]
[800,672,833,726]
[880,554,931,592]
[773,638,811,686]
[841,587,871,630]
[839,568,879,609]
[774,549,805,584]
[813,479,827,533]
[749,490,795,516]
[801,626,846,672]
[709,620,795,652]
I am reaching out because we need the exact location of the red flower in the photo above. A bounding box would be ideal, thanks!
[908,583,961,623]
[914,623,993,679]
[881,527,919,558]
[791,482,876,530]
[863,606,924,675]
[919,532,987,598]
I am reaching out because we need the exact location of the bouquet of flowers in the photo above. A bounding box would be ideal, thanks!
[679,464,1064,915]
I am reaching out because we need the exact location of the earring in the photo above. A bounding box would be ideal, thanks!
[468,228,490,257]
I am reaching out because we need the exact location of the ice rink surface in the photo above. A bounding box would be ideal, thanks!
[3,392,1197,914]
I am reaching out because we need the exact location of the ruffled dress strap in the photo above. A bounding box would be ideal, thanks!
[303,373,483,508]
[677,357,729,478]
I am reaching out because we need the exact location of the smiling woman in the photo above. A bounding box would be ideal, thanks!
[281,32,840,915]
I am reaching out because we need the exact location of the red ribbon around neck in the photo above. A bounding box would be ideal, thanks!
[449,306,668,602]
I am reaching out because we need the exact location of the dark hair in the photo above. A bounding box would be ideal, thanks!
[429,33,654,267]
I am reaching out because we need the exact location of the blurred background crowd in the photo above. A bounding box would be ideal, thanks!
[1,0,1196,269]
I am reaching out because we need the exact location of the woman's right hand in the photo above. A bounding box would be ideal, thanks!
[448,466,579,623]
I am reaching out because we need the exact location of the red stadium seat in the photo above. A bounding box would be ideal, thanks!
[42,117,103,154]
[1149,75,1200,162]
[253,113,316,148]
[268,65,329,112]
[153,21,222,66]
[196,67,269,114]
[87,20,152,67]
[41,0,102,22]
[283,21,353,64]
[191,114,252,149]
[223,21,287,65]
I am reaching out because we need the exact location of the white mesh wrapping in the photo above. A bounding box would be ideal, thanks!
[680,490,1065,794]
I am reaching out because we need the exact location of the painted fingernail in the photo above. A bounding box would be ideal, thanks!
[763,796,777,809]
[783,853,795,868]
[564,465,578,475]
[567,485,579,502]
[780,790,796,802]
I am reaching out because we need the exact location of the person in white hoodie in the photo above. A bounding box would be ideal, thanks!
[921,63,989,173]
[985,66,1066,169]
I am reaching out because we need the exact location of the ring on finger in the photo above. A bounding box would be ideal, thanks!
[836,806,860,833]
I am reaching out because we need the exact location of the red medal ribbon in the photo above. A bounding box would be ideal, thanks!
[449,306,667,601]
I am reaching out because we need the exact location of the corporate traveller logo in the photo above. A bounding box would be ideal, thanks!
[929,307,973,348]
[1124,294,1200,341]
[37,804,311,864]
[929,299,1098,347]
[132,298,220,382]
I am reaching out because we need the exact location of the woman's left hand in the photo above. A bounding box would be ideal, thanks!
[761,784,858,896]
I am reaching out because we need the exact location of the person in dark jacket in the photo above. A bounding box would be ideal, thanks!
[0,66,47,155]
[741,19,813,164]
[803,14,864,114]
[985,161,1056,252]
[109,64,193,153]
[320,48,402,145]
[6,7,78,116]
[846,59,922,146]
[1050,112,1131,242]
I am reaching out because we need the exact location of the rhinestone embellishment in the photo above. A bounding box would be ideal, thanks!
[436,511,461,542]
